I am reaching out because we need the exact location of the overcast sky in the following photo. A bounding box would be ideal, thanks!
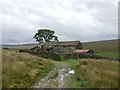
[0,0,118,44]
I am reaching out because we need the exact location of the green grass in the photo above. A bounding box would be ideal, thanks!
[2,49,54,88]
[82,39,118,53]
[63,59,78,70]
[96,52,119,58]
[82,39,119,59]
[62,59,85,88]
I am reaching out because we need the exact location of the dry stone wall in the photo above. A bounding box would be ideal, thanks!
[19,49,120,61]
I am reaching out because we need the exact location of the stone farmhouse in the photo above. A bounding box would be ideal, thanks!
[31,41,82,54]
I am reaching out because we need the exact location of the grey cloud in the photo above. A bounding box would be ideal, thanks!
[0,0,118,44]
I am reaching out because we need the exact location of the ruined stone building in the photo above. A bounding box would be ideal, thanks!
[31,41,82,54]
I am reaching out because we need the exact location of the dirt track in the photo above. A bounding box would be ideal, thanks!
[31,61,74,88]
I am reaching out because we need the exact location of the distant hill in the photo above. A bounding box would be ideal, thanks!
[1,44,16,48]
[1,44,37,49]
[82,39,118,53]
[14,44,37,49]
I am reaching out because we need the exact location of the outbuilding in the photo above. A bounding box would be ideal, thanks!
[73,49,94,54]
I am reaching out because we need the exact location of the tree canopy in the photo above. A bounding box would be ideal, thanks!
[33,29,59,43]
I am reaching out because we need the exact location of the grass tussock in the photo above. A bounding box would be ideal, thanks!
[76,59,119,88]
[2,49,54,88]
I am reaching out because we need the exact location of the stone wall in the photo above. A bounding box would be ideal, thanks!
[52,46,76,54]
[19,49,120,61]
[63,53,120,61]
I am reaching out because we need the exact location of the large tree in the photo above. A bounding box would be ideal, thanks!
[33,29,59,43]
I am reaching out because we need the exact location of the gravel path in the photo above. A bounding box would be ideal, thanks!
[31,61,75,88]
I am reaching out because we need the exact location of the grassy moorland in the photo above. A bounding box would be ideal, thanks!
[13,44,37,49]
[82,39,118,53]
[76,59,119,88]
[2,49,54,88]
[63,59,119,88]
[82,39,119,58]
[96,52,118,58]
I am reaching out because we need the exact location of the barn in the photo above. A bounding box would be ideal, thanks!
[31,41,82,54]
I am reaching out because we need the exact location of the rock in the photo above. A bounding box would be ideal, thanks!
[68,70,75,74]
[60,68,65,71]
[65,73,69,77]
[36,86,39,88]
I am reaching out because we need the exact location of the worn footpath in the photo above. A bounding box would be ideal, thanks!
[31,60,75,88]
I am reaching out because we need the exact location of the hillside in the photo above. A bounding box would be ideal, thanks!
[2,49,54,88]
[1,44,16,48]
[1,44,37,49]
[82,39,118,53]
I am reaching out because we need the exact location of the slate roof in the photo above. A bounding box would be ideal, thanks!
[58,41,80,46]
[38,42,58,46]
[38,41,81,46]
